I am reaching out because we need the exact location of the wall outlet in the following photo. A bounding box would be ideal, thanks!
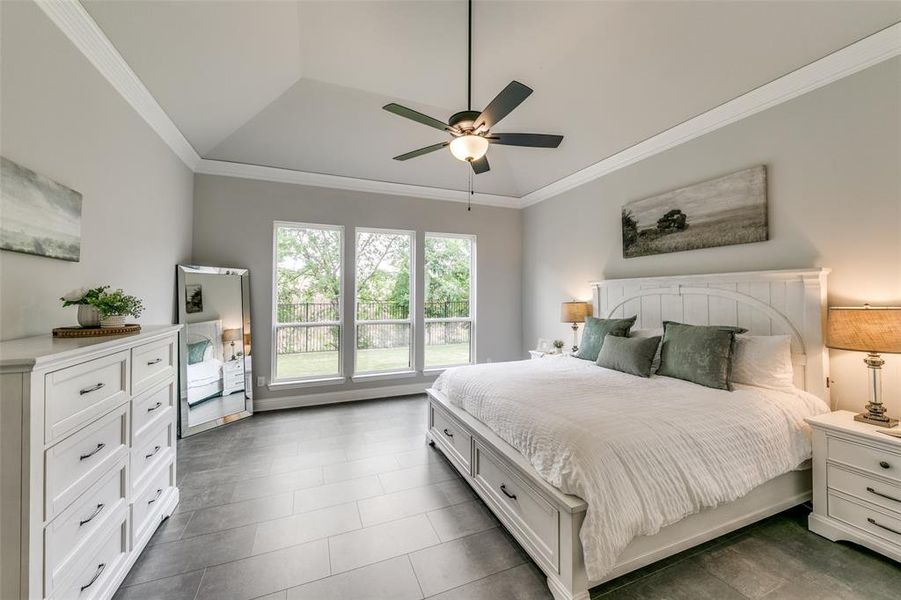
[486,357,493,363]
[257,376,266,387]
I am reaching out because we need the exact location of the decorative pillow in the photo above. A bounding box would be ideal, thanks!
[596,334,662,378]
[630,328,664,372]
[187,340,210,365]
[656,322,747,390]
[732,334,794,391]
[574,316,637,361]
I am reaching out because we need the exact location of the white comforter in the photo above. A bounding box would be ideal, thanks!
[433,356,829,581]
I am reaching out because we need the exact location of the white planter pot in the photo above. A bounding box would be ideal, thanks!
[99,315,126,328]
[77,305,101,328]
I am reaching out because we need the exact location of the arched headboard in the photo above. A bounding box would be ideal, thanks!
[592,269,831,402]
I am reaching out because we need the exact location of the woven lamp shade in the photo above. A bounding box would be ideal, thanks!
[561,301,591,324]
[827,306,901,354]
[222,328,242,343]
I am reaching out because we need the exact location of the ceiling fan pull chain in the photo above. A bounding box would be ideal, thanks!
[468,167,473,212]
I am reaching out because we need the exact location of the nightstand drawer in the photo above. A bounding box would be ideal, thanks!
[829,492,901,547]
[827,465,901,515]
[827,436,901,484]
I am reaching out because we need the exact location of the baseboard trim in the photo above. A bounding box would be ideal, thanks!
[254,381,429,411]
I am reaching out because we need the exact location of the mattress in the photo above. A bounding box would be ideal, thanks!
[433,356,829,581]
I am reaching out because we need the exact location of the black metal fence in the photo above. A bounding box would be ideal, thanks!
[277,300,469,323]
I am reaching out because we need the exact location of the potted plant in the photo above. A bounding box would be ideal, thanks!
[93,288,145,327]
[60,286,109,327]
[552,339,565,354]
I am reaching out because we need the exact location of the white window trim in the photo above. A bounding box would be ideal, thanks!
[271,221,345,385]
[353,227,417,377]
[423,232,476,370]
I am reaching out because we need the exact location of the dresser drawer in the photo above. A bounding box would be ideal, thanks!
[430,404,472,472]
[472,441,559,572]
[132,459,176,548]
[45,351,129,444]
[828,436,901,484]
[45,404,129,519]
[132,379,176,441]
[49,515,128,600]
[45,461,127,593]
[131,337,176,396]
[828,464,901,516]
[828,492,901,547]
[132,417,175,494]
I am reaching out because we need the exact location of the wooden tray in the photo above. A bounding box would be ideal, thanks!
[52,324,142,338]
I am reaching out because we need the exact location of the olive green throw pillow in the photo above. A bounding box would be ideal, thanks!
[656,322,747,390]
[596,334,662,378]
[574,316,637,361]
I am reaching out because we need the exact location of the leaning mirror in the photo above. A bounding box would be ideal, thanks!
[176,265,253,437]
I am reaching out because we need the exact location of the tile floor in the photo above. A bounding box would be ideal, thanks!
[113,395,901,600]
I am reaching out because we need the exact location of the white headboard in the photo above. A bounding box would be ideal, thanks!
[186,319,224,361]
[592,268,830,402]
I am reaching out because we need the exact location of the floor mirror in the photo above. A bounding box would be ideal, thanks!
[176,265,253,437]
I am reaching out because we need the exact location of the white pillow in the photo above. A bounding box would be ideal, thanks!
[731,334,794,390]
[630,328,663,373]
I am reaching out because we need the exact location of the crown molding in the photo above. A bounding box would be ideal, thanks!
[519,22,901,207]
[35,0,201,169]
[195,159,522,209]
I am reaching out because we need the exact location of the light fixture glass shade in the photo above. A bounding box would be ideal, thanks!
[827,306,901,353]
[449,135,489,162]
[560,301,591,324]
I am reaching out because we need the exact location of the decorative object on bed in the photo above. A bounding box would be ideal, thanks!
[827,305,901,428]
[732,334,794,391]
[573,315,636,361]
[560,301,591,352]
[222,327,241,360]
[596,334,661,377]
[629,328,664,372]
[657,321,745,390]
[185,283,203,313]
[621,165,767,258]
[0,156,82,262]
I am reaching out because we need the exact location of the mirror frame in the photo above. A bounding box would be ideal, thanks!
[176,264,253,437]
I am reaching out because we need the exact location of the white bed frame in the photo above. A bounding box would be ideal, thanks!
[426,268,830,600]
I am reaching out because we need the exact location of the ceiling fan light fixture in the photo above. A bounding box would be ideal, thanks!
[449,135,489,162]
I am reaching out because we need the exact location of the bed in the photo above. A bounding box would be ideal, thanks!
[185,319,224,407]
[425,268,831,600]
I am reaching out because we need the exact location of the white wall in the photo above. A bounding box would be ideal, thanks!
[0,2,193,340]
[523,58,901,415]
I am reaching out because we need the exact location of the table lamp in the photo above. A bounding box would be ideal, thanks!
[561,301,591,353]
[222,328,242,361]
[827,305,901,427]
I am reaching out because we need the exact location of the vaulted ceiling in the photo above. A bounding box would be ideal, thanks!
[82,1,901,198]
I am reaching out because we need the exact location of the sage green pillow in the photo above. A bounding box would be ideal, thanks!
[596,334,662,378]
[187,340,210,365]
[657,322,746,390]
[574,316,637,361]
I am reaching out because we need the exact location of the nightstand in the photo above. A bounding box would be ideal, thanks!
[806,410,901,562]
[222,359,246,395]
[528,350,570,359]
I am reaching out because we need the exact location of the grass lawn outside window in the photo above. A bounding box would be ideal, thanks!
[276,343,470,379]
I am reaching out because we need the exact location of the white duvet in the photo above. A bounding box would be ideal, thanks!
[433,356,829,581]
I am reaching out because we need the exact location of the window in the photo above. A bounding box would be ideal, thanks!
[354,229,414,375]
[272,222,343,383]
[424,233,475,368]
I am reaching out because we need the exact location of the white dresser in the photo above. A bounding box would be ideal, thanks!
[807,410,901,562]
[0,326,180,600]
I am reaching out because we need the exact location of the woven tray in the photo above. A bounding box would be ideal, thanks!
[52,324,142,338]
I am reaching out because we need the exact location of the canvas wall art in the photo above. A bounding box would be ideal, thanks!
[186,284,204,314]
[622,165,767,258]
[0,156,83,262]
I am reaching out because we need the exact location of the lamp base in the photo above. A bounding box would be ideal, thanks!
[854,412,899,428]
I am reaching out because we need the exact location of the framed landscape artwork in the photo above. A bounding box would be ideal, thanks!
[0,156,83,262]
[622,166,767,258]
[185,284,204,314]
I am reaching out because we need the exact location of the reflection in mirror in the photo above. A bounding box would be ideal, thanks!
[177,265,252,437]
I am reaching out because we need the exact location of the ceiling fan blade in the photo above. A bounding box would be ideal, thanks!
[393,142,448,161]
[488,133,563,148]
[474,81,533,130]
[383,103,451,132]
[471,155,490,174]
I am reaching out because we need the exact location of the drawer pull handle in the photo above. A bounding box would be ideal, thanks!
[78,503,105,527]
[79,443,106,461]
[867,517,901,536]
[500,484,517,500]
[879,461,891,469]
[145,445,162,459]
[148,488,163,505]
[80,563,106,592]
[866,486,901,504]
[443,428,454,438]
[147,401,163,412]
[146,358,163,365]
[79,382,105,395]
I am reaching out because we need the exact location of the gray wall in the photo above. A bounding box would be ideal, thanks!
[523,58,901,415]
[0,2,193,340]
[192,175,522,403]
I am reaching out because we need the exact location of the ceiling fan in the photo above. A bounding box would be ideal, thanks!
[382,0,563,175]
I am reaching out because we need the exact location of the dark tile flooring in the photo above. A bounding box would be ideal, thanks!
[112,395,900,600]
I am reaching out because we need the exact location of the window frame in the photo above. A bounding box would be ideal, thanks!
[352,226,417,377]
[270,220,345,386]
[423,232,477,371]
